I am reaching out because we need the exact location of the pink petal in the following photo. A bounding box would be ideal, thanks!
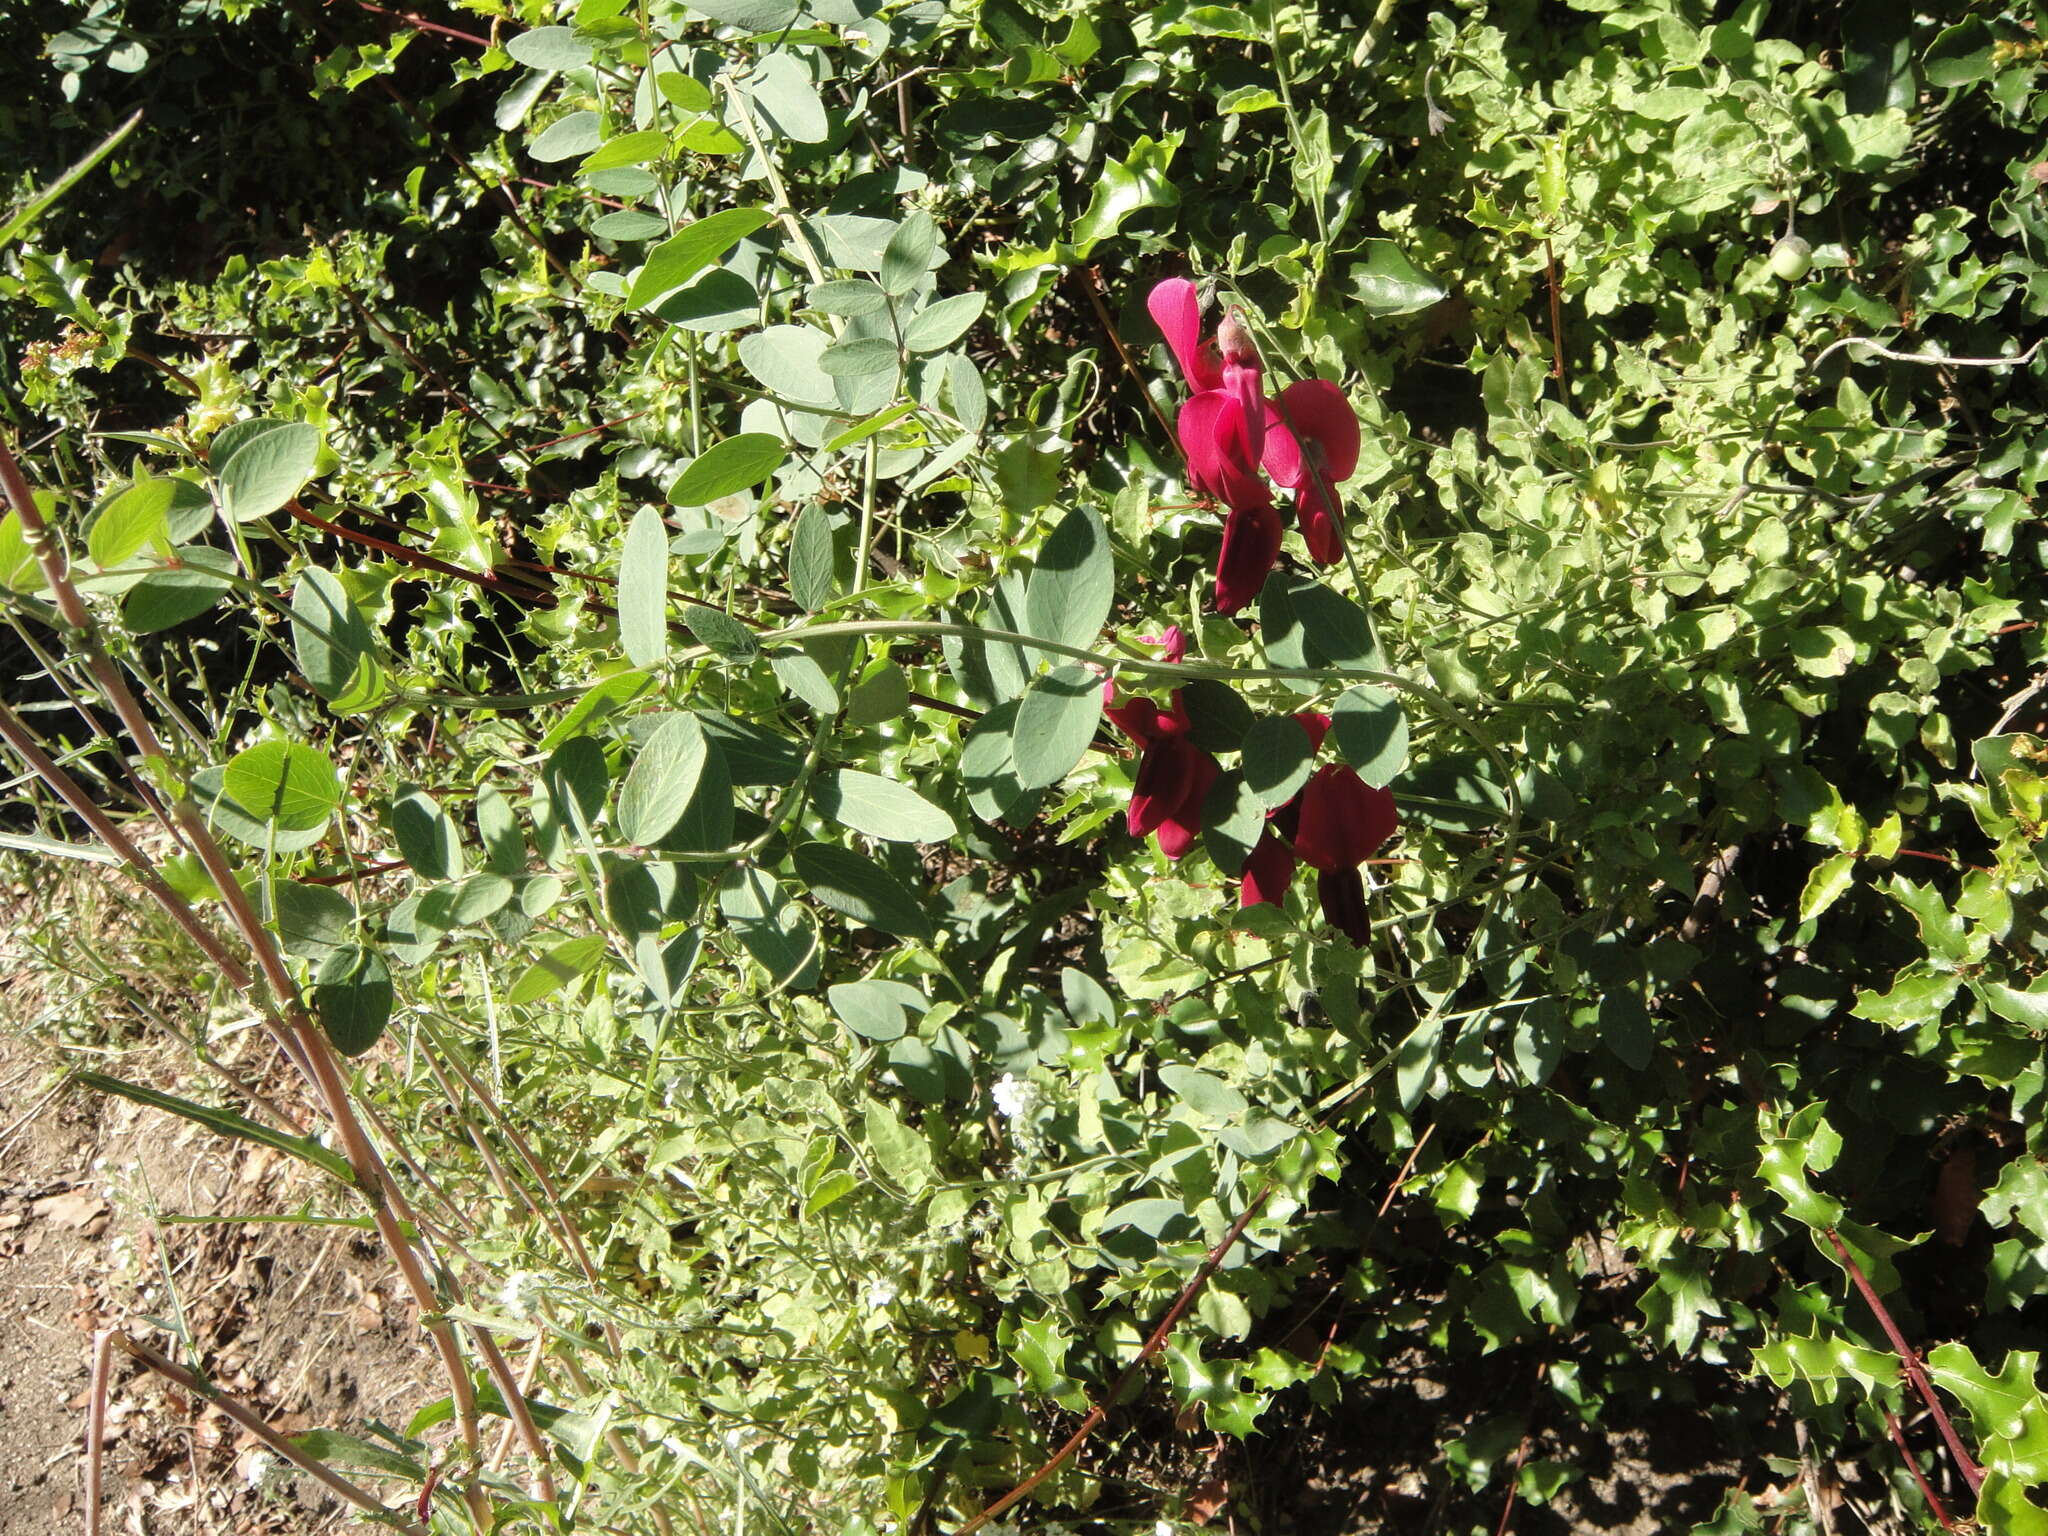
[1147,278,1223,392]
[1225,360,1266,474]
[1181,391,1271,509]
[1293,765,1398,871]
[1154,752,1219,861]
[1107,696,1174,746]
[1278,380,1360,481]
[1213,499,1282,616]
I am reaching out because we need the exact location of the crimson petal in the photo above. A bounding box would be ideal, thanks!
[1293,765,1398,872]
[1240,829,1297,908]
[1316,866,1371,946]
[1213,500,1283,616]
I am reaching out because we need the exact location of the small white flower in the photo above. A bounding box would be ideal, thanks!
[991,1073,1039,1121]
[865,1279,899,1309]
[239,1448,282,1491]
[499,1271,545,1320]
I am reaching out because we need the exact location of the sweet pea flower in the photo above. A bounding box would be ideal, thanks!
[1238,720,1397,947]
[1106,690,1219,861]
[1263,380,1362,566]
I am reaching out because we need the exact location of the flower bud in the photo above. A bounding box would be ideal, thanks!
[1217,309,1259,368]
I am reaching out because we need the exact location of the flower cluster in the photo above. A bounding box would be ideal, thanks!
[1239,714,1397,946]
[1106,689,1398,944]
[1148,278,1362,612]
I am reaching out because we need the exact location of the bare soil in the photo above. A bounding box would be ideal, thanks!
[0,870,432,1536]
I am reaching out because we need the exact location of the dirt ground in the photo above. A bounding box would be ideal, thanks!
[0,873,432,1536]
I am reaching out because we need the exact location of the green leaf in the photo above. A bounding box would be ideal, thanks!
[650,268,758,331]
[739,324,836,405]
[807,279,888,317]
[819,335,900,378]
[863,1100,933,1193]
[746,51,829,143]
[314,945,394,1056]
[690,0,804,32]
[290,567,375,703]
[902,292,986,353]
[74,1071,353,1185]
[683,604,759,659]
[507,934,608,1006]
[1798,852,1857,922]
[505,25,592,71]
[668,433,785,507]
[961,699,1044,826]
[627,208,773,309]
[789,501,836,612]
[1242,715,1317,809]
[122,548,237,633]
[530,111,604,162]
[86,477,174,568]
[769,649,839,711]
[268,879,354,959]
[1348,241,1447,316]
[389,784,465,880]
[814,768,957,843]
[618,712,711,846]
[598,208,667,244]
[618,505,670,668]
[1023,506,1112,651]
[1070,133,1181,255]
[1977,976,2048,1034]
[222,740,341,834]
[1924,17,1995,87]
[1291,583,1385,671]
[881,210,939,297]
[1329,686,1408,788]
[580,128,668,174]
[795,842,934,940]
[289,1431,424,1482]
[1012,664,1103,789]
[1159,1063,1248,1122]
[828,979,922,1041]
[719,867,819,989]
[1201,770,1267,872]
[218,421,321,523]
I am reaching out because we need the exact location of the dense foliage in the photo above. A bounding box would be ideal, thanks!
[7,0,2048,1530]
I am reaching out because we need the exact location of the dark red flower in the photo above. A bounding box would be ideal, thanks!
[1107,690,1219,861]
[1237,746,1397,946]
[1263,380,1361,566]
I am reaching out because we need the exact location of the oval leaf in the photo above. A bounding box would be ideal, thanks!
[668,434,786,506]
[618,505,671,668]
[1012,664,1103,789]
[813,768,957,843]
[617,712,710,846]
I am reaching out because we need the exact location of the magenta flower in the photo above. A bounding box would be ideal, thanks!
[1106,690,1220,861]
[1148,276,1365,605]
[1262,380,1361,566]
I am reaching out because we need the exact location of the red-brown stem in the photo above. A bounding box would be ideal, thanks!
[1884,1407,1959,1531]
[84,1329,113,1536]
[1823,1229,1982,1494]
[351,0,492,47]
[471,1326,559,1503]
[951,1185,1273,1535]
[1492,1431,1533,1536]
[115,1333,430,1533]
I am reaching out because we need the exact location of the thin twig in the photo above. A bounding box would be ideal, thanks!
[950,1186,1274,1535]
[1884,1407,1959,1532]
[84,1329,113,1536]
[1823,1229,1982,1494]
[115,1333,430,1534]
